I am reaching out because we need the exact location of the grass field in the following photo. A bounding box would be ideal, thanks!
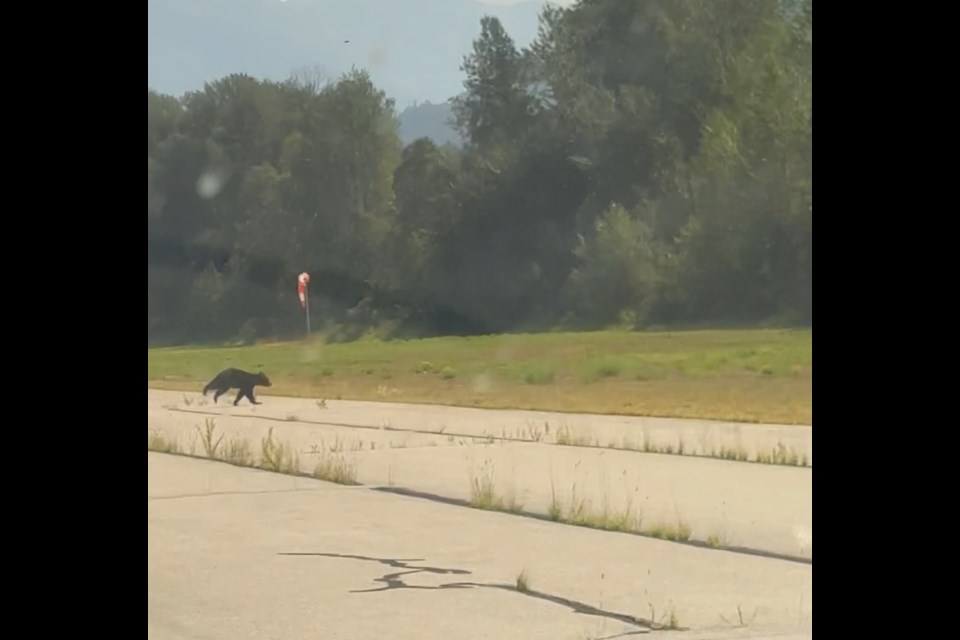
[147,328,812,425]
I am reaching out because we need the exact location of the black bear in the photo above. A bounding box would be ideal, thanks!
[202,368,272,405]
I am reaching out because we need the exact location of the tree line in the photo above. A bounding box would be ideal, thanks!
[148,0,812,345]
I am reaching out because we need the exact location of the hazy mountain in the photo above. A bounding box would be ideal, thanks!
[148,0,550,109]
[397,100,463,146]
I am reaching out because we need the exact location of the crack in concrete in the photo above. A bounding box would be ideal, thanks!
[373,486,812,566]
[146,451,810,564]
[165,406,812,468]
[278,552,673,632]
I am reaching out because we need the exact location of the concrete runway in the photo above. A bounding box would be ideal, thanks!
[148,389,812,560]
[148,453,812,639]
[150,389,813,463]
